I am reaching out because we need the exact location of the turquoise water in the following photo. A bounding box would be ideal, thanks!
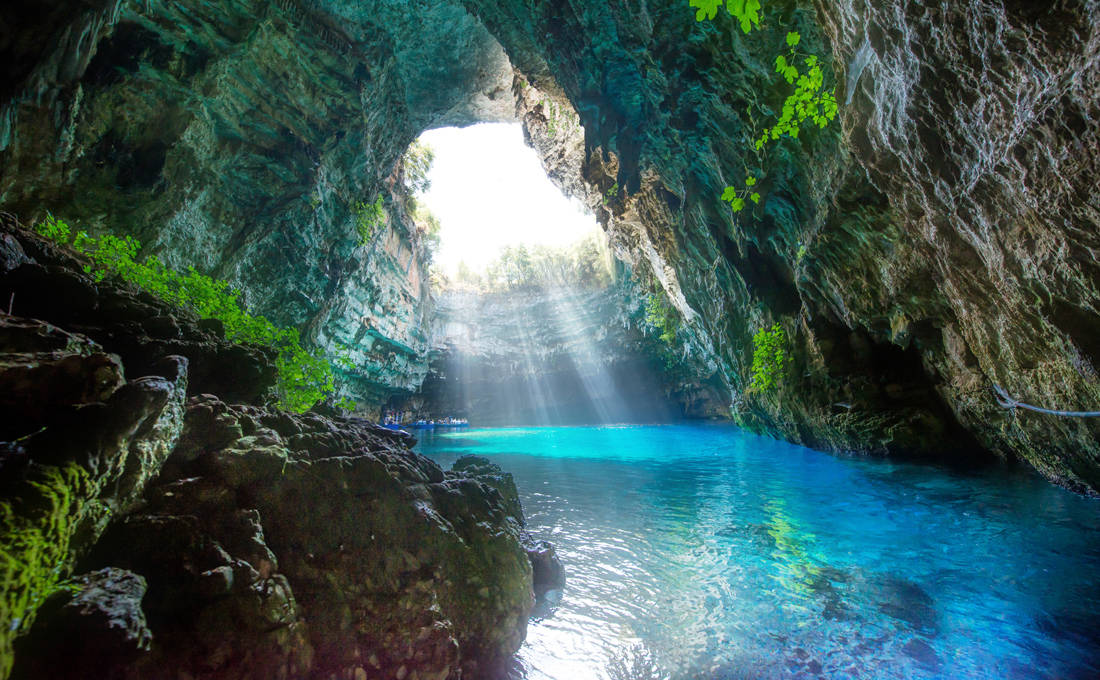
[414,425,1100,680]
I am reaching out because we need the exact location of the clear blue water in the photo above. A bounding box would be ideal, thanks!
[414,424,1100,680]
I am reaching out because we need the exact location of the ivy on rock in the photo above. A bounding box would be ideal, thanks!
[33,215,345,413]
[690,0,762,33]
[750,323,789,394]
[690,2,839,214]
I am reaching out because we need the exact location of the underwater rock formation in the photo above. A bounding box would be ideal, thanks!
[0,219,546,678]
[0,0,1098,492]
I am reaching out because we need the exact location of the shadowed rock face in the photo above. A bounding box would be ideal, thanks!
[1,1,1099,491]
[0,0,516,407]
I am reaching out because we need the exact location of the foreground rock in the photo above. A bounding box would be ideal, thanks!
[0,317,187,677]
[0,220,551,679]
[0,213,276,404]
[16,396,535,680]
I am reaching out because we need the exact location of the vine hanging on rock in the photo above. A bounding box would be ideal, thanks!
[689,2,839,214]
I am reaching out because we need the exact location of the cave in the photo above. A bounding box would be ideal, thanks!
[1,1,1099,679]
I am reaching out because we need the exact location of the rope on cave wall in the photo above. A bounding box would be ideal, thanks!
[993,384,1100,418]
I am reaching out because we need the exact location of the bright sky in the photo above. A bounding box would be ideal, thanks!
[416,123,600,276]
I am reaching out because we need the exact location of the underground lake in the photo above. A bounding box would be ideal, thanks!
[418,425,1100,680]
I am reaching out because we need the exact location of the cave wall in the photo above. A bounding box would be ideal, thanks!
[2,0,1099,491]
[0,0,515,407]
[462,0,1100,492]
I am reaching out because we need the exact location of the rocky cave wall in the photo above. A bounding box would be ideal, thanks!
[464,0,1100,492]
[0,0,517,408]
[2,0,1099,491]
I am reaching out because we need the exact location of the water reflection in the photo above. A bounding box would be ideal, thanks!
[416,426,1100,680]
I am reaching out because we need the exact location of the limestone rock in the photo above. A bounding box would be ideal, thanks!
[11,568,153,680]
[0,325,188,675]
[1,0,1096,495]
[0,220,278,403]
[71,394,538,680]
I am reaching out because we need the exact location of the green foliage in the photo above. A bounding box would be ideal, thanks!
[354,197,385,245]
[796,243,808,262]
[691,3,840,214]
[720,173,762,213]
[36,214,71,243]
[33,215,339,413]
[540,98,579,139]
[645,291,680,345]
[401,141,435,195]
[480,235,612,292]
[410,201,442,259]
[447,234,612,293]
[755,34,839,149]
[690,0,761,32]
[0,463,91,677]
[750,323,788,394]
[603,181,619,206]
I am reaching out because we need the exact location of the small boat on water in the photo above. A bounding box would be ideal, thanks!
[380,419,469,430]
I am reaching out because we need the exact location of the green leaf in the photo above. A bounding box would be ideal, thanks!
[690,0,722,21]
[721,186,738,201]
[745,175,756,186]
[730,197,745,212]
[775,55,787,73]
[723,0,760,33]
[750,192,761,204]
[786,31,801,47]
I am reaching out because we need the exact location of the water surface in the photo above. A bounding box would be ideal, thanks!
[415,424,1100,680]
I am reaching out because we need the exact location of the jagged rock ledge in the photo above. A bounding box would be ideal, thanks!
[0,217,559,679]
